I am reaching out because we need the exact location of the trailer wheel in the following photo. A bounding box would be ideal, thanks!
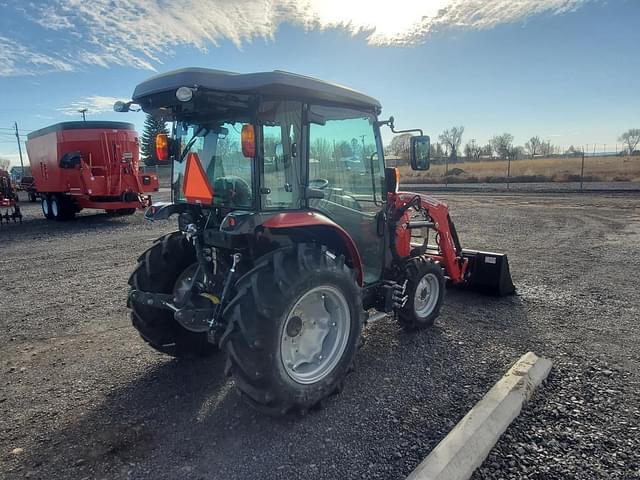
[398,257,445,330]
[220,244,363,415]
[50,194,75,221]
[41,196,54,220]
[128,232,216,358]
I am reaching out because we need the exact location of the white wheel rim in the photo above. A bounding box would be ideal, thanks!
[280,285,351,385]
[51,198,59,217]
[42,198,49,215]
[414,273,440,317]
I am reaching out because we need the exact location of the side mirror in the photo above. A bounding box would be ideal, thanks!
[410,135,430,171]
[113,101,129,113]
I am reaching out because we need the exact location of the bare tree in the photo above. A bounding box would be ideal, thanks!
[387,133,412,160]
[490,133,514,160]
[509,145,525,160]
[566,145,583,156]
[619,129,640,154]
[464,139,482,161]
[540,141,554,157]
[310,138,332,162]
[439,126,464,162]
[525,136,543,158]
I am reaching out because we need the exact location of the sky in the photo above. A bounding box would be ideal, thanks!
[0,0,639,166]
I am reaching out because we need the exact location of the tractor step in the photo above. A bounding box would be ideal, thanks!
[382,280,408,312]
[460,249,516,296]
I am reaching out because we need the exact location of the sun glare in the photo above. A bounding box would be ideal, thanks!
[306,0,451,42]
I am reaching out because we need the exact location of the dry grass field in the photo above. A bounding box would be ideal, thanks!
[400,155,640,183]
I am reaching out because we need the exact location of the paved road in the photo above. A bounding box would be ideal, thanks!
[1,192,639,479]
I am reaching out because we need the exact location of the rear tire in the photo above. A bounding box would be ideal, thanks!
[221,244,363,415]
[398,257,445,330]
[127,232,216,358]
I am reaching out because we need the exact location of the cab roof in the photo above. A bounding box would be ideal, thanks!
[132,68,382,112]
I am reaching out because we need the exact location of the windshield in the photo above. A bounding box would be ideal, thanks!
[172,121,253,208]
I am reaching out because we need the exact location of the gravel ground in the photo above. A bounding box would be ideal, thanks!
[1,192,639,480]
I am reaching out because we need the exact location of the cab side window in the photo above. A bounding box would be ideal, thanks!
[259,101,303,209]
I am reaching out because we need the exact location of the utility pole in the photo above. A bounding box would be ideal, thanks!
[78,108,87,121]
[14,121,25,176]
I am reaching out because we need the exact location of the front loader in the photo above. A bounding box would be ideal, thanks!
[119,68,514,415]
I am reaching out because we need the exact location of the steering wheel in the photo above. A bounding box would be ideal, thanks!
[213,175,252,205]
[309,178,329,189]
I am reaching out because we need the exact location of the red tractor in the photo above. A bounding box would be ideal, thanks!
[25,121,159,220]
[120,68,514,415]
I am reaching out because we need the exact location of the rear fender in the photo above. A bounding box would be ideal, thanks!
[262,212,364,286]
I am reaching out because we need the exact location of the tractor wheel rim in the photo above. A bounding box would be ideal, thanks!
[42,199,49,215]
[280,285,351,385]
[414,273,439,317]
[51,199,59,217]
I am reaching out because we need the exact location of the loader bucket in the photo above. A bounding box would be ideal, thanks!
[461,249,515,296]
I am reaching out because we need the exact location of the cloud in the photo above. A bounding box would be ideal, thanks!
[0,36,74,76]
[2,0,590,76]
[57,95,123,116]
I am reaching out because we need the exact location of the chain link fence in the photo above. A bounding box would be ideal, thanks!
[398,150,640,189]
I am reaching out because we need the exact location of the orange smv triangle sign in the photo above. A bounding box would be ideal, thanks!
[183,152,214,204]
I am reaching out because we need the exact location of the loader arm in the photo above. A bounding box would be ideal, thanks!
[394,191,468,284]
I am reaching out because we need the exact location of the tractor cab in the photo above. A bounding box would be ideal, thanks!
[124,68,429,285]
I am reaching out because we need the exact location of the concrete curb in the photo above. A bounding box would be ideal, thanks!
[406,351,552,480]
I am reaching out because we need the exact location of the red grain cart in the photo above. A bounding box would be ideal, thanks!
[26,121,159,220]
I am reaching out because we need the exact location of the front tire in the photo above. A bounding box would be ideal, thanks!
[221,244,363,415]
[398,257,445,330]
[128,232,216,358]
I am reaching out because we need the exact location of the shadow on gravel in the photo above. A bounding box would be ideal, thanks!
[15,354,231,479]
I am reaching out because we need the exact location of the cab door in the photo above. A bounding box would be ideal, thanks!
[306,104,386,285]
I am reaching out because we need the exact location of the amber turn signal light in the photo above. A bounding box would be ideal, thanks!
[155,133,169,162]
[241,124,256,158]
